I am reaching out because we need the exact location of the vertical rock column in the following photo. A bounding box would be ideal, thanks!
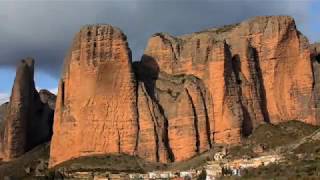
[0,58,54,161]
[50,25,138,167]
[207,42,243,144]
[2,59,36,160]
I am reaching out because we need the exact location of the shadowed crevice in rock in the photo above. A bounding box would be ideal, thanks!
[136,82,161,162]
[134,57,176,163]
[60,81,65,108]
[139,56,176,162]
[138,55,160,100]
[134,81,141,154]
[230,54,253,136]
[231,55,242,85]
[198,90,212,148]
[185,88,200,153]
[240,106,253,137]
[157,102,175,162]
[311,43,320,123]
[250,47,270,124]
[222,43,245,140]
[315,54,320,64]
[228,42,271,136]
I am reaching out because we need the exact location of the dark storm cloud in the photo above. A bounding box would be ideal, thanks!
[0,0,313,78]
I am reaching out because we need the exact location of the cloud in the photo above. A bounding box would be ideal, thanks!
[0,93,9,105]
[0,0,315,78]
[36,87,58,95]
[49,88,58,95]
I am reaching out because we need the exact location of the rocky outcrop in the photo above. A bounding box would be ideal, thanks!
[135,62,214,162]
[142,16,317,142]
[0,103,8,125]
[39,89,56,111]
[0,59,36,160]
[50,16,319,167]
[142,39,244,144]
[0,59,55,161]
[49,25,138,167]
[311,43,320,124]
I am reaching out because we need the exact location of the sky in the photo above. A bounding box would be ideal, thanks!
[0,0,319,104]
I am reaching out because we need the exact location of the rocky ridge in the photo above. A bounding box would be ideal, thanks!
[49,16,320,168]
[0,58,56,161]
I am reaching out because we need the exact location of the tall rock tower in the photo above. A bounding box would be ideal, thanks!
[49,25,138,167]
[0,58,54,161]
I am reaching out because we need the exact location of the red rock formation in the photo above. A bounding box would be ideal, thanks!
[136,82,171,163]
[49,25,138,167]
[50,16,319,167]
[141,37,244,144]
[142,16,317,144]
[0,58,55,161]
[228,16,315,125]
[135,65,214,162]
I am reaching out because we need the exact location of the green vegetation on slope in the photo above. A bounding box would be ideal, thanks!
[228,121,318,159]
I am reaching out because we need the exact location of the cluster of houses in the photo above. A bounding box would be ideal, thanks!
[66,170,204,179]
[128,170,201,179]
[62,151,284,180]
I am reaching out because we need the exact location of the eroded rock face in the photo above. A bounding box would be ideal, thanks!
[140,38,244,145]
[0,59,55,161]
[142,16,318,145]
[49,25,138,167]
[135,61,214,162]
[50,16,319,167]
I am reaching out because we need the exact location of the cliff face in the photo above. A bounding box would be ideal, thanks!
[49,25,138,167]
[142,16,317,140]
[135,62,214,162]
[0,59,55,161]
[311,43,320,123]
[50,16,319,167]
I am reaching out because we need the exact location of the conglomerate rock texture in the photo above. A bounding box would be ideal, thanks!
[134,64,214,162]
[50,16,319,167]
[142,16,317,140]
[0,59,55,161]
[49,25,138,167]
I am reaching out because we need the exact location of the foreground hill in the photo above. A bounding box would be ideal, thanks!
[0,121,318,179]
